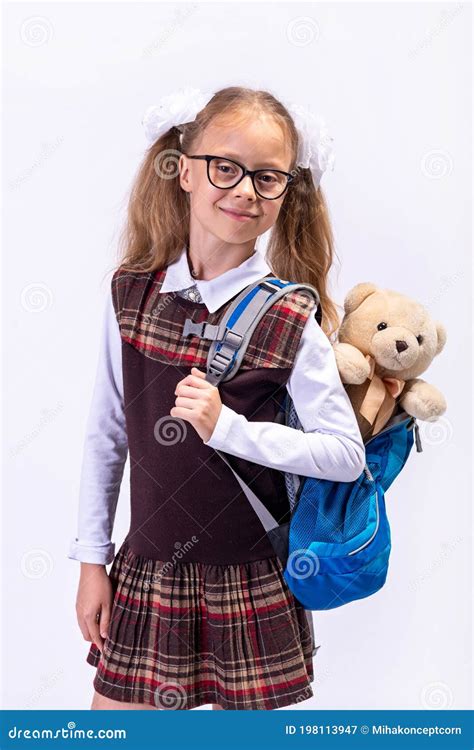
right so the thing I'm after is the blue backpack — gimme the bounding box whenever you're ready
[280,392,421,610]
[182,275,422,611]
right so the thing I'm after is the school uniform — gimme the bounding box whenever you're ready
[69,247,365,710]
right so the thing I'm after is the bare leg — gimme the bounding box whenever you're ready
[91,690,159,710]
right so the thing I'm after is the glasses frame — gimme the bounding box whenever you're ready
[183,153,295,200]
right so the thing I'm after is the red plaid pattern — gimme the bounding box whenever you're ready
[111,267,318,370]
[88,540,314,710]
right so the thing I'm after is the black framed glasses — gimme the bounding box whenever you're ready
[183,154,294,200]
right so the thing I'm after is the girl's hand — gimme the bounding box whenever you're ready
[76,563,113,655]
[171,366,222,443]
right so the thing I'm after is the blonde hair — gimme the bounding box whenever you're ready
[112,86,341,338]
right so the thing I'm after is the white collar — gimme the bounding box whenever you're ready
[159,246,273,313]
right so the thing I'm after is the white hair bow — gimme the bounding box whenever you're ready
[141,86,335,188]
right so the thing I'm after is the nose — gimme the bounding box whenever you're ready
[395,340,408,353]
[233,174,256,199]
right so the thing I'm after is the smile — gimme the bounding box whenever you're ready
[219,207,258,222]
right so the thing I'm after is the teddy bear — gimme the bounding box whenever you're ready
[333,282,447,443]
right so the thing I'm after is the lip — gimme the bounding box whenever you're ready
[219,207,259,222]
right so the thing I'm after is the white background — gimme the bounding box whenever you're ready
[2,0,471,711]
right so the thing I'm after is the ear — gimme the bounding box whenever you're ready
[344,282,378,315]
[178,154,192,194]
[435,322,447,355]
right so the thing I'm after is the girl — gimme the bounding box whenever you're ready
[69,86,366,711]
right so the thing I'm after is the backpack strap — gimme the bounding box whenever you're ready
[181,276,320,386]
[207,276,319,386]
[180,275,320,559]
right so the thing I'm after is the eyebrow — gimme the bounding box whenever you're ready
[218,152,287,170]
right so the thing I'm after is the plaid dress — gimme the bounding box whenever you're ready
[87,264,319,710]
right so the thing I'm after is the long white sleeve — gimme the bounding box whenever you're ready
[67,291,128,565]
[204,312,366,483]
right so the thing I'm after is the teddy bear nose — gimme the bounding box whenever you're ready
[395,340,408,353]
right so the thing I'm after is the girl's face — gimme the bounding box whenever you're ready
[178,115,293,246]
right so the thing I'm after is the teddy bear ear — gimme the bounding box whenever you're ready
[344,282,378,315]
[435,322,447,355]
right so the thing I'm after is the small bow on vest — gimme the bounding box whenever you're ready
[359,354,405,435]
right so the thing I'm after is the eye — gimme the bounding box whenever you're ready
[416,335,423,345]
[217,164,236,175]
[377,322,388,331]
[257,173,278,184]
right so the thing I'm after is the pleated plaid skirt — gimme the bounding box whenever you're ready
[87,539,318,710]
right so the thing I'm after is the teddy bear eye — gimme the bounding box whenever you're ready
[377,322,388,331]
[416,335,423,345]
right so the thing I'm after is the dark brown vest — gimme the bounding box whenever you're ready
[112,266,317,564]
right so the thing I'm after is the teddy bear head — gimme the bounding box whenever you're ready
[338,282,447,380]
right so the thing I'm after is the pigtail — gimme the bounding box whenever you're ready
[267,168,342,341]
[112,128,191,275]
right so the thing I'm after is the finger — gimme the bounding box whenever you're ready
[99,604,111,639]
[191,367,206,378]
[87,614,105,653]
[175,384,204,399]
[185,373,213,389]
[170,406,195,422]
[173,396,200,410]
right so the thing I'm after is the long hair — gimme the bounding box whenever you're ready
[112,86,341,338]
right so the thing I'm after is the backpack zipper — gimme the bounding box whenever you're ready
[364,413,408,447]
[348,485,380,556]
[364,413,421,450]
[348,417,421,556]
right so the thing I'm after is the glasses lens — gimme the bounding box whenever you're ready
[254,170,288,199]
[209,158,243,188]
[208,158,288,199]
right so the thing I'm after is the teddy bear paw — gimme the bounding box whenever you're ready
[400,385,447,422]
[334,343,372,384]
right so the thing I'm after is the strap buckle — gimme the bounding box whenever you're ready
[182,318,220,340]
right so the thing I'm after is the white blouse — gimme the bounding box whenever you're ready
[68,249,366,564]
